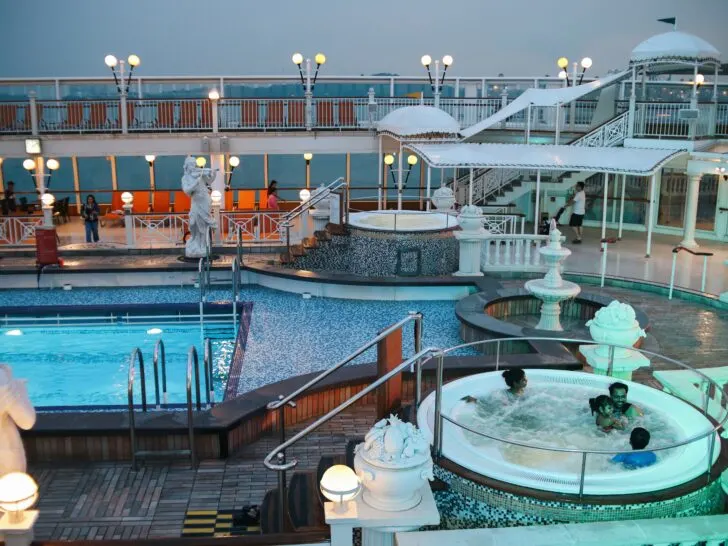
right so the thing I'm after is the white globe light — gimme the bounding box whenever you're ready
[384,154,395,166]
[303,152,313,161]
[314,53,326,65]
[208,89,220,101]
[22,159,36,171]
[299,189,311,202]
[5,329,23,336]
[46,158,60,170]
[145,154,156,163]
[320,465,360,511]
[229,156,240,168]
[121,191,134,204]
[41,193,55,206]
[421,54,432,67]
[557,57,569,69]
[210,190,222,204]
[442,55,453,66]
[292,52,304,65]
[104,54,118,68]
[407,154,418,166]
[196,157,207,168]
[696,74,705,85]
[0,472,39,523]
[558,70,568,80]
[581,57,593,69]
[127,54,141,67]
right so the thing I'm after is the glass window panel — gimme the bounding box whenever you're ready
[349,153,378,202]
[2,158,40,205]
[77,157,113,205]
[116,155,151,191]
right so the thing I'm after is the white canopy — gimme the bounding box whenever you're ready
[460,71,629,139]
[377,105,460,138]
[405,143,685,175]
[630,31,721,65]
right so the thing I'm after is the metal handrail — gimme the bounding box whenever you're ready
[128,348,146,470]
[185,347,197,468]
[284,176,346,224]
[204,337,214,407]
[669,246,714,299]
[431,335,727,498]
[263,346,437,472]
[267,312,423,411]
[232,256,240,333]
[152,339,168,408]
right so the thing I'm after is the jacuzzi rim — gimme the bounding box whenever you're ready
[347,210,460,233]
[417,369,721,496]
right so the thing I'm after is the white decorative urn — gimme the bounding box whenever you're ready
[456,204,484,233]
[586,300,646,359]
[431,185,455,211]
[354,415,434,511]
[309,183,331,213]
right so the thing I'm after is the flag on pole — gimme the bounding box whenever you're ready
[657,17,677,30]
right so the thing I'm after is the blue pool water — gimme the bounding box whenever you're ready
[0,286,475,405]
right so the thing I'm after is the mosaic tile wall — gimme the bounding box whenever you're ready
[291,227,459,277]
[433,466,725,527]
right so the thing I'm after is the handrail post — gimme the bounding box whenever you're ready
[600,240,608,288]
[433,350,445,460]
[411,311,423,410]
[578,452,588,499]
[190,347,202,411]
[186,357,196,468]
[669,251,678,300]
[701,255,708,293]
[276,452,287,532]
[153,339,166,409]
[128,348,146,471]
[205,338,214,406]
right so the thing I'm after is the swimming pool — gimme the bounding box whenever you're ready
[0,285,475,403]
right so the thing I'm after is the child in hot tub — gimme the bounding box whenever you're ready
[611,427,657,469]
[461,368,528,405]
[589,395,626,432]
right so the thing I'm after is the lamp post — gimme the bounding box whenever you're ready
[104,53,141,134]
[421,54,453,109]
[208,89,220,132]
[303,152,313,188]
[225,156,240,191]
[557,56,592,129]
[145,154,156,192]
[23,157,59,202]
[210,189,222,244]
[387,153,418,210]
[382,153,395,209]
[122,191,134,247]
[292,52,326,130]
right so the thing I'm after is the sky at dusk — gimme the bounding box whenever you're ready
[0,0,726,79]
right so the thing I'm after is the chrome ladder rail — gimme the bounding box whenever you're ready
[203,337,214,407]
[232,253,240,333]
[153,339,168,408]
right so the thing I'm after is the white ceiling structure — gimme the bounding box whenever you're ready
[630,31,721,67]
[459,71,629,139]
[377,105,461,139]
[405,143,686,175]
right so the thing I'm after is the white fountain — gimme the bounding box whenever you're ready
[524,220,581,331]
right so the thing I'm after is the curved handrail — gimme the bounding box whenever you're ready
[434,336,727,458]
[266,312,423,411]
[672,246,714,257]
[128,347,147,470]
[189,346,202,412]
[285,176,345,223]
[204,337,214,406]
[263,346,438,471]
[186,346,196,468]
[152,339,167,408]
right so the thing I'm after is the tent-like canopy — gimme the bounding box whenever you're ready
[630,31,721,66]
[460,71,629,139]
[405,143,685,175]
[377,105,461,139]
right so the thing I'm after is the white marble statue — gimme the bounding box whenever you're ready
[181,156,218,259]
[0,364,36,476]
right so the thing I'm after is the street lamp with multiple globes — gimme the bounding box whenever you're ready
[226,156,240,190]
[292,52,326,130]
[557,56,592,87]
[23,157,59,193]
[303,153,313,188]
[421,54,454,108]
[383,153,419,209]
[104,54,141,96]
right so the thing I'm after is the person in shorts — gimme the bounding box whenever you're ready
[565,181,586,244]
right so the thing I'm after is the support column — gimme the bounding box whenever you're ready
[533,169,541,235]
[397,142,403,210]
[645,172,657,257]
[34,157,46,195]
[554,103,561,144]
[601,171,609,240]
[346,153,351,211]
[680,173,702,249]
[618,173,626,240]
[627,66,637,138]
[377,137,383,210]
[210,153,225,194]
[425,166,431,211]
[72,156,82,214]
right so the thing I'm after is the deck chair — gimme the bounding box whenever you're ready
[0,104,18,131]
[241,101,259,128]
[152,190,171,213]
[201,100,213,129]
[179,101,198,129]
[266,101,284,127]
[101,192,124,227]
[316,101,334,127]
[132,191,151,213]
[156,102,175,129]
[287,101,305,127]
[237,190,257,210]
[173,191,191,213]
[338,100,356,127]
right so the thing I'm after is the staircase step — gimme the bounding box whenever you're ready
[325,223,348,236]
[279,252,294,265]
[302,236,320,249]
[314,230,331,242]
[290,244,306,257]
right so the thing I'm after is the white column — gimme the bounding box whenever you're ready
[468,168,473,206]
[618,173,626,239]
[645,172,657,257]
[397,142,403,210]
[533,169,541,235]
[601,171,609,240]
[42,200,54,227]
[35,157,46,195]
[525,102,531,143]
[680,173,702,249]
[627,66,637,138]
[210,154,225,194]
[426,166,432,211]
[554,103,561,144]
[611,172,618,224]
[377,137,383,210]
[72,155,82,214]
[29,91,38,136]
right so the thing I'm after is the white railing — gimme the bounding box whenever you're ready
[633,102,694,138]
[221,211,285,243]
[37,100,122,132]
[572,111,629,147]
[0,216,44,246]
[131,213,189,247]
[482,214,525,235]
[127,99,213,131]
[481,234,556,272]
[717,103,728,136]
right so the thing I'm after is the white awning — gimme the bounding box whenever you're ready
[377,105,461,138]
[405,143,686,175]
[630,31,721,65]
[460,71,629,139]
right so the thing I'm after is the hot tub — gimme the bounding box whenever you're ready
[348,211,458,232]
[417,369,720,496]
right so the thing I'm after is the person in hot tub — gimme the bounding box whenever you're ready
[611,427,657,469]
[609,382,644,420]
[462,368,527,404]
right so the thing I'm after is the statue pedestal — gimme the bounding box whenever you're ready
[579,345,650,381]
[325,486,439,546]
[453,231,486,276]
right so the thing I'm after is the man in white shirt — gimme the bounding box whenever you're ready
[565,182,586,244]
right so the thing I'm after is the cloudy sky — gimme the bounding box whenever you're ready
[1,0,726,78]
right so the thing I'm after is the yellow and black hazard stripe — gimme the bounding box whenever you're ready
[182,510,261,537]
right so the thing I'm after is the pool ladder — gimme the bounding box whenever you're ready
[127,338,215,470]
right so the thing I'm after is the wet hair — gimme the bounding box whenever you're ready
[502,368,525,388]
[589,395,614,415]
[630,427,650,450]
[609,382,629,397]
[576,182,585,190]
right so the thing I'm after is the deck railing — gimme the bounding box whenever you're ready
[0,216,44,246]
[480,233,557,272]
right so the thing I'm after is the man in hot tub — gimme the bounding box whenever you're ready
[609,382,643,420]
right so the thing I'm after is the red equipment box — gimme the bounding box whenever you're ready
[35,226,59,266]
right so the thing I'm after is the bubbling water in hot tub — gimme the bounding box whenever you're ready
[458,384,682,474]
